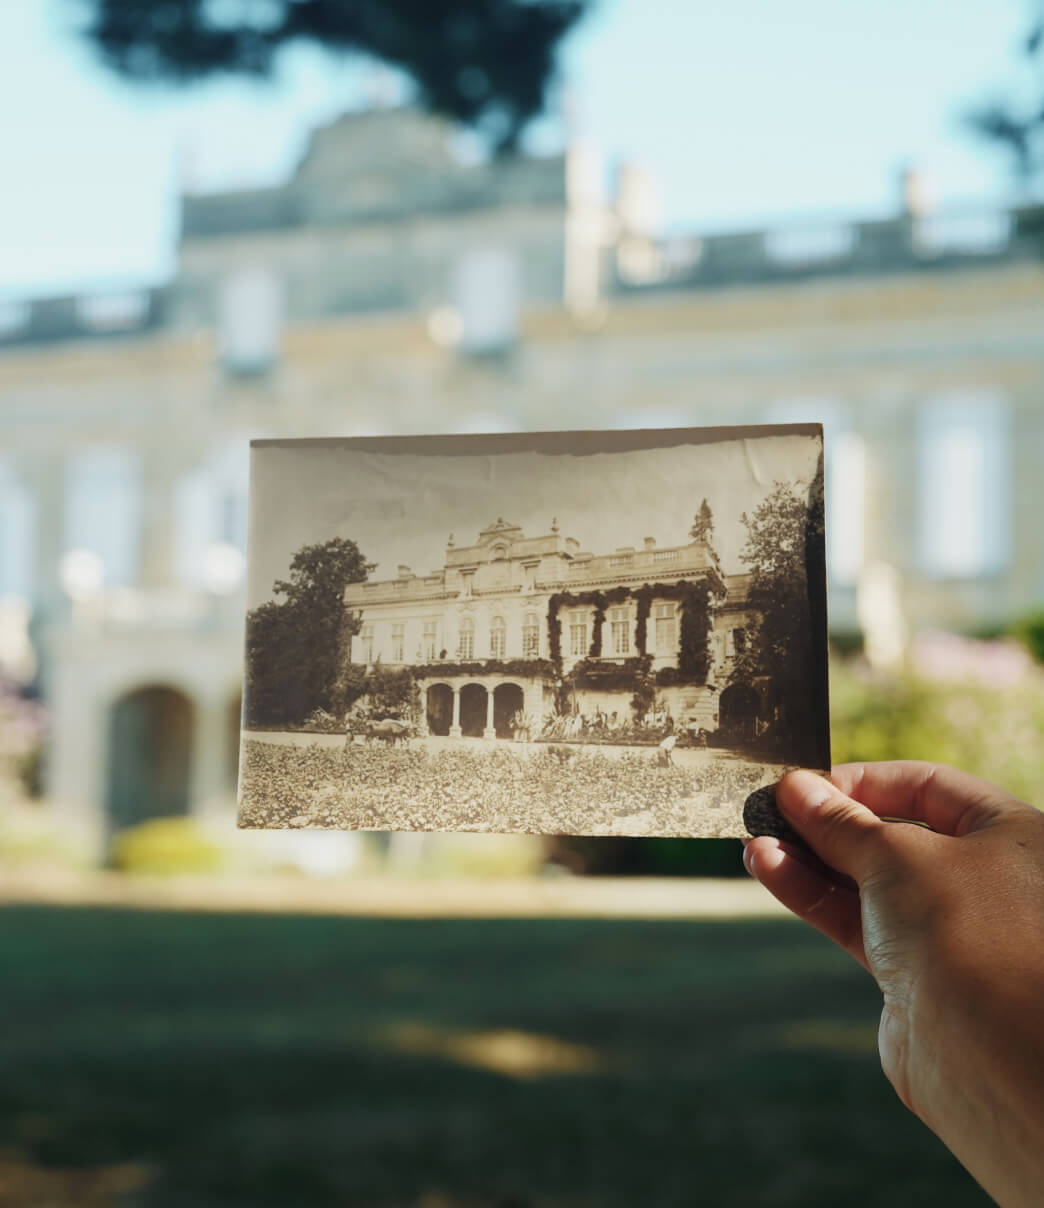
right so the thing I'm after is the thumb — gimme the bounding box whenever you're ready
[777,769,886,884]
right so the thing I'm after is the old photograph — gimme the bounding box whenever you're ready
[238,426,829,838]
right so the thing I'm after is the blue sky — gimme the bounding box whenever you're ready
[0,0,1034,297]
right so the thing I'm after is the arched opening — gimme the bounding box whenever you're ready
[226,691,242,791]
[493,682,524,738]
[426,683,453,736]
[459,683,487,737]
[718,683,760,744]
[107,685,195,834]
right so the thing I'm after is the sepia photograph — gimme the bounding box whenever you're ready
[238,426,829,838]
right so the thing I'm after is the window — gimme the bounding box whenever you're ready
[490,615,506,659]
[732,627,747,655]
[609,605,629,655]
[918,395,1011,578]
[523,612,540,657]
[65,446,141,587]
[523,563,538,592]
[422,619,438,660]
[460,571,474,598]
[391,623,405,663]
[360,624,374,664]
[654,602,676,653]
[458,616,475,660]
[569,610,588,658]
[0,461,33,600]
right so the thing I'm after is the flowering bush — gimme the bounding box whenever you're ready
[831,636,1044,806]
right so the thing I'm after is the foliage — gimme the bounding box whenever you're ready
[689,498,714,543]
[965,12,1044,180]
[76,0,589,152]
[347,663,420,723]
[730,462,829,767]
[830,656,1044,807]
[110,817,222,876]
[245,538,373,728]
[1010,610,1044,664]
[239,737,768,836]
[568,655,649,692]
[0,681,47,799]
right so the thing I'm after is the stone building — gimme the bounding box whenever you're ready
[345,516,759,742]
[0,104,1041,850]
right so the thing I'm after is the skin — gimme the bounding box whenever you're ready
[745,762,1044,1208]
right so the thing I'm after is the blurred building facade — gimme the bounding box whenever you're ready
[1,106,1042,850]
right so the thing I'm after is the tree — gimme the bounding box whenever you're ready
[728,456,829,767]
[245,537,373,727]
[966,10,1044,182]
[690,498,714,544]
[74,0,589,151]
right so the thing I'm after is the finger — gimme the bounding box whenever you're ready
[776,769,886,883]
[829,762,1019,837]
[745,837,867,971]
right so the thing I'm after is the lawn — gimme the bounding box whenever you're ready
[0,907,987,1207]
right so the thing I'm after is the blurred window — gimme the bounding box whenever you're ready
[828,431,866,586]
[219,269,283,375]
[452,248,519,356]
[360,624,374,663]
[917,395,1012,578]
[174,440,250,589]
[569,611,588,657]
[422,619,438,660]
[391,623,405,663]
[0,461,34,600]
[78,292,149,331]
[458,616,475,660]
[490,616,506,659]
[65,446,141,587]
[654,602,676,653]
[523,612,540,657]
[609,606,629,655]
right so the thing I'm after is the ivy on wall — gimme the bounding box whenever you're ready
[547,576,723,691]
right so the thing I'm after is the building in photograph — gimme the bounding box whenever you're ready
[0,104,1041,847]
[345,516,759,741]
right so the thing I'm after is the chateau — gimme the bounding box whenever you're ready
[0,104,1040,852]
[344,517,757,741]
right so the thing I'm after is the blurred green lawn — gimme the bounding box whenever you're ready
[0,907,988,1207]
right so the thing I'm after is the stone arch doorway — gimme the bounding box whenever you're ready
[107,685,195,834]
[459,683,488,738]
[718,683,760,743]
[493,682,524,738]
[426,683,453,736]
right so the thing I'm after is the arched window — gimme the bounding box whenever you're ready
[458,616,475,660]
[490,615,506,659]
[522,612,540,658]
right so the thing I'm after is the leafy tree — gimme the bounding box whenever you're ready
[966,10,1044,181]
[245,537,373,727]
[728,455,829,767]
[74,0,589,151]
[689,498,714,543]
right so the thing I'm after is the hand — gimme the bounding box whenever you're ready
[745,762,1044,1208]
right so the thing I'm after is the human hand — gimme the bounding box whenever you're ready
[745,762,1044,1208]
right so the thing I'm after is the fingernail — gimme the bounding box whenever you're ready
[743,844,756,876]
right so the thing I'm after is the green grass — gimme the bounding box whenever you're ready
[0,907,987,1207]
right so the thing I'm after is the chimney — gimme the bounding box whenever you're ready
[643,537,656,550]
[397,565,412,578]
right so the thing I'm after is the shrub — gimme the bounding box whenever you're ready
[111,817,222,876]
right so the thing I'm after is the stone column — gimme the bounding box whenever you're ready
[449,685,462,737]
[483,686,496,740]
